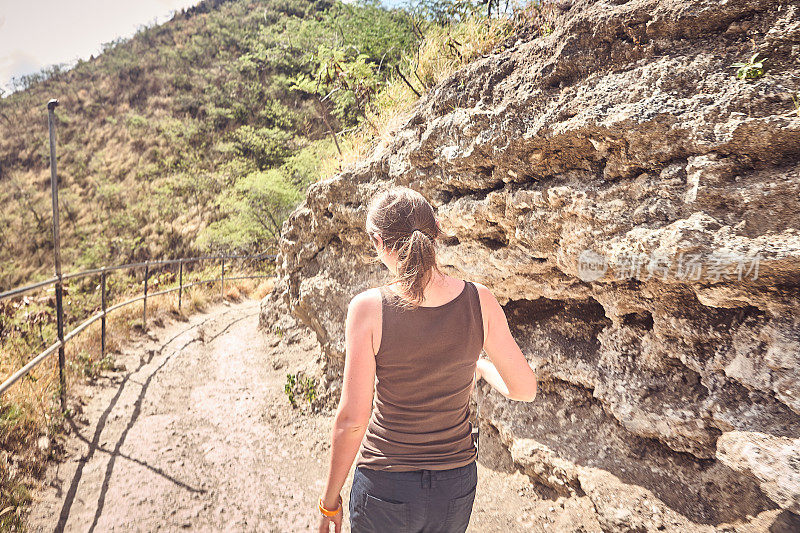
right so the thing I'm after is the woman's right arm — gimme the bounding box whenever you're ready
[475,283,537,402]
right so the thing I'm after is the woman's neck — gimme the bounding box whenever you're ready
[387,271,454,303]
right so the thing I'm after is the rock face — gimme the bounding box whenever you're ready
[262,0,800,529]
[717,431,800,515]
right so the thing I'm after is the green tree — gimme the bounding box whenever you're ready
[199,169,302,251]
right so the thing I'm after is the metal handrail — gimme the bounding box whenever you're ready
[0,251,277,397]
[0,277,61,300]
[0,250,276,301]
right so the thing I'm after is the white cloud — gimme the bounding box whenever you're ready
[0,50,41,94]
[0,0,200,96]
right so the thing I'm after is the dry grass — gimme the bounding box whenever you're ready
[251,278,276,300]
[185,286,210,314]
[320,15,517,177]
[223,285,243,302]
[0,273,275,530]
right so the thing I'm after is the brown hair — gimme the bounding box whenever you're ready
[366,186,445,310]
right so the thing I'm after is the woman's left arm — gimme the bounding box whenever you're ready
[319,292,377,528]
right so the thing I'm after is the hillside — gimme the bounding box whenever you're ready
[263,0,800,530]
[0,0,416,289]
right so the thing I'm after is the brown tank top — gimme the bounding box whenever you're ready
[356,279,483,471]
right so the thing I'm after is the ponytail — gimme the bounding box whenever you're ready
[365,187,445,310]
[393,228,441,309]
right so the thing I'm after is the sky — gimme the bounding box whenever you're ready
[0,0,201,95]
[0,0,414,96]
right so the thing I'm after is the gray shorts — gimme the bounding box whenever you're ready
[349,461,478,533]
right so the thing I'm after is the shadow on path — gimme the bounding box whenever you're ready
[53,310,234,533]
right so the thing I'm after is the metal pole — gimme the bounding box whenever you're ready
[143,262,149,330]
[47,99,67,414]
[100,268,107,357]
[221,257,225,299]
[178,259,183,311]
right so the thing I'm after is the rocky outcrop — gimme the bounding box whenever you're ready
[262,0,800,529]
[717,431,800,515]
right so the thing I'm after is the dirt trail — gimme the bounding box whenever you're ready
[27,299,551,532]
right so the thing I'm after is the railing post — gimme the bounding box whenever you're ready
[221,257,225,299]
[100,268,107,358]
[178,259,183,312]
[143,261,149,331]
[47,99,67,414]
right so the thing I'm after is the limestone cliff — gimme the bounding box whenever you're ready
[261,0,800,530]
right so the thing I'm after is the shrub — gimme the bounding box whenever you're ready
[228,126,292,170]
[284,372,317,407]
[732,52,767,80]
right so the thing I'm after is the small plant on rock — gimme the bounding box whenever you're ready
[283,373,317,408]
[284,373,297,407]
[731,53,767,80]
[300,376,316,405]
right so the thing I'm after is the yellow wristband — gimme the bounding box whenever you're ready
[319,495,342,517]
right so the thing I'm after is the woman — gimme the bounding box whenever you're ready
[317,186,538,533]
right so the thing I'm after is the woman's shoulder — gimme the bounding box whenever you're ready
[469,280,491,298]
[348,287,383,314]
[466,281,499,313]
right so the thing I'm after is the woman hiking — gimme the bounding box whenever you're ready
[317,186,538,533]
